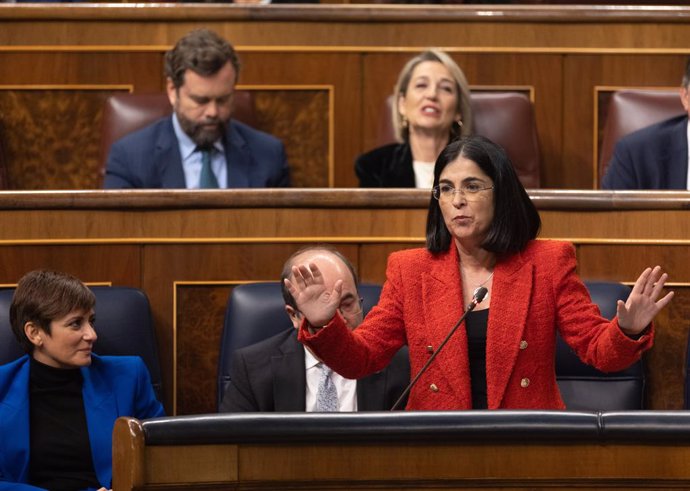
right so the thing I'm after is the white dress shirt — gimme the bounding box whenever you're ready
[172,114,227,189]
[304,348,357,412]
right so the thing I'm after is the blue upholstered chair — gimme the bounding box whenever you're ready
[0,286,163,398]
[557,281,645,410]
[217,282,382,409]
[217,280,644,411]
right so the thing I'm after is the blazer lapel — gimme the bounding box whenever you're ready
[225,121,252,188]
[421,246,471,407]
[82,359,117,487]
[386,144,416,187]
[664,117,689,189]
[156,119,186,188]
[272,333,307,411]
[485,251,533,408]
[0,359,31,482]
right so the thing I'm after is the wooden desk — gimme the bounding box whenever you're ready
[112,411,690,490]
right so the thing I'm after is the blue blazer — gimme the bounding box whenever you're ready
[602,115,688,190]
[104,117,290,189]
[0,354,164,490]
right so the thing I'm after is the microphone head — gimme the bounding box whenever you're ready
[473,286,489,304]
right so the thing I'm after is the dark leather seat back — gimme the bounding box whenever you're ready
[376,91,541,188]
[556,281,644,410]
[217,282,382,408]
[0,286,163,398]
[598,89,684,187]
[99,91,256,184]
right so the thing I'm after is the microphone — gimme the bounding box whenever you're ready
[390,286,488,411]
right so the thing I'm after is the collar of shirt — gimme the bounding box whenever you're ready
[303,346,358,412]
[172,113,227,188]
[304,346,321,371]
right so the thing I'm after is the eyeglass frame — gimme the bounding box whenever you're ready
[432,183,494,201]
[293,296,364,319]
[337,296,364,317]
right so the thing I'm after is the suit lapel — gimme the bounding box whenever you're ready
[664,117,689,189]
[156,119,186,188]
[485,251,533,408]
[225,121,252,188]
[272,332,307,411]
[82,358,117,487]
[356,371,387,411]
[422,246,471,407]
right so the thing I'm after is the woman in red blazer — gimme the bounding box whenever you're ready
[289,136,673,410]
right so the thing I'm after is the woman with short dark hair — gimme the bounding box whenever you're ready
[0,270,164,490]
[289,136,673,411]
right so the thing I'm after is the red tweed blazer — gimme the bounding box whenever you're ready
[299,240,654,410]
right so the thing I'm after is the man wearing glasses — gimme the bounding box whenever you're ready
[220,245,409,412]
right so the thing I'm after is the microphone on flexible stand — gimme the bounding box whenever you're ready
[390,286,489,411]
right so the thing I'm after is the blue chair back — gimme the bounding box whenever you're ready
[556,281,645,410]
[0,286,163,399]
[216,279,643,411]
[217,282,382,409]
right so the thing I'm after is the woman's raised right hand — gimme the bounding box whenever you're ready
[284,263,343,328]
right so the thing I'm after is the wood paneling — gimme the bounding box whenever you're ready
[563,54,689,189]
[252,89,330,187]
[176,285,232,415]
[0,89,120,189]
[3,7,690,189]
[0,244,140,286]
[0,190,688,412]
[0,5,690,189]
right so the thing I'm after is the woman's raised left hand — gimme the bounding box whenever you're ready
[617,266,674,335]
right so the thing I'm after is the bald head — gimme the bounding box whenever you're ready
[281,246,362,329]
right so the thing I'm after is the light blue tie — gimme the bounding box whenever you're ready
[315,364,338,412]
[199,149,219,189]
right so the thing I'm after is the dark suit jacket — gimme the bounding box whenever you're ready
[355,143,416,188]
[602,115,688,190]
[220,328,410,412]
[104,117,290,189]
[0,354,164,490]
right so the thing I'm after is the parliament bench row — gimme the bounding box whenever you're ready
[113,410,690,490]
[0,280,680,413]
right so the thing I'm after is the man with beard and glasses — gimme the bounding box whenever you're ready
[104,29,290,189]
